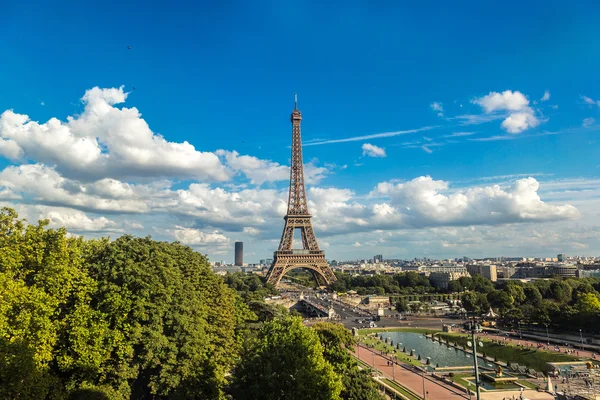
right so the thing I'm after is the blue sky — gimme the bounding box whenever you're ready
[1,1,600,262]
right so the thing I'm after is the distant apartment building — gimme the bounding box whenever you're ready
[373,254,383,263]
[551,263,578,278]
[466,264,497,282]
[425,266,471,290]
[557,254,567,262]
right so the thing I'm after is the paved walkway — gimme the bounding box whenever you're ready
[355,345,468,399]
[354,344,555,400]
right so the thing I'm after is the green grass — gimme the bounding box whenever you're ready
[518,380,540,390]
[381,378,422,400]
[358,336,422,366]
[449,373,476,391]
[358,327,438,336]
[436,333,578,373]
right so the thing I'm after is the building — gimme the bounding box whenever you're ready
[551,263,577,278]
[558,254,567,262]
[373,254,383,263]
[428,266,471,290]
[466,264,498,282]
[234,242,243,266]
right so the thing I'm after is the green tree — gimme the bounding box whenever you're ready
[487,290,514,314]
[312,323,384,400]
[85,236,241,399]
[396,297,410,313]
[447,280,464,293]
[461,292,489,314]
[550,280,573,303]
[230,317,342,400]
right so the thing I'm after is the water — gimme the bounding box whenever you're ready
[464,377,522,391]
[380,332,493,370]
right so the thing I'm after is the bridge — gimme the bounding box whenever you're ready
[297,298,336,319]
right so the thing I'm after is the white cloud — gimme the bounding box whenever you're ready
[243,227,260,235]
[303,126,438,146]
[371,176,579,227]
[0,86,231,182]
[583,118,596,128]
[170,226,230,246]
[352,242,361,247]
[44,208,120,233]
[443,131,477,138]
[541,90,550,102]
[430,102,444,117]
[40,102,45,106]
[421,145,433,154]
[473,90,540,134]
[361,143,386,158]
[501,112,540,134]
[582,95,600,108]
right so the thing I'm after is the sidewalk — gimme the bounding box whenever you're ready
[355,345,468,399]
[354,344,554,400]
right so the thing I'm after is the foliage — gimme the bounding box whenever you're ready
[223,272,278,304]
[395,297,410,312]
[0,208,245,399]
[230,317,342,400]
[312,323,384,400]
[332,271,432,295]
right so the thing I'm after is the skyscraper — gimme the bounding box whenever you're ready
[235,242,243,266]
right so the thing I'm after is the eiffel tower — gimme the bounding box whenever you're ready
[266,95,337,287]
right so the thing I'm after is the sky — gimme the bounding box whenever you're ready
[1,1,600,262]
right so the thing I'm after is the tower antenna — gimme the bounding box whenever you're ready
[294,93,298,110]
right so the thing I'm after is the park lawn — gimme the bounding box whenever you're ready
[359,336,422,367]
[518,380,540,390]
[436,333,578,373]
[358,327,438,336]
[448,373,476,391]
[381,378,422,400]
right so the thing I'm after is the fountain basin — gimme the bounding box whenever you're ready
[481,372,518,384]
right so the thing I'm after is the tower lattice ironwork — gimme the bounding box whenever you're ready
[266,96,336,287]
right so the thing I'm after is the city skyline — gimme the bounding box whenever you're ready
[1,2,600,262]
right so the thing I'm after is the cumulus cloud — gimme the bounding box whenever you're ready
[371,176,579,227]
[170,226,230,246]
[0,86,231,182]
[44,208,121,233]
[473,90,540,134]
[361,143,386,158]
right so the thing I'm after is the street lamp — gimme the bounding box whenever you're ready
[579,329,584,351]
[468,319,482,400]
[545,324,550,346]
[518,321,522,339]
[421,365,426,400]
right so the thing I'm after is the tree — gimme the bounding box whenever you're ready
[461,292,488,315]
[550,280,573,303]
[230,317,342,400]
[487,290,514,313]
[447,280,464,293]
[396,297,410,313]
[575,293,600,314]
[523,286,543,307]
[85,236,242,399]
[312,323,384,400]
